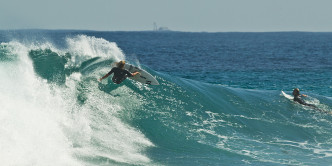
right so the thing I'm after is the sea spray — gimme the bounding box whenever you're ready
[0,41,80,165]
[0,36,154,165]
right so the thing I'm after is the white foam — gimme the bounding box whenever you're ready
[0,36,154,165]
[63,73,154,164]
[66,35,125,66]
[0,42,80,166]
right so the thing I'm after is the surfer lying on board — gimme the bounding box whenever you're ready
[292,88,329,113]
[292,88,314,107]
[99,60,140,84]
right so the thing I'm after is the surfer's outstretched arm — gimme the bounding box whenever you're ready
[99,70,114,81]
[99,73,110,81]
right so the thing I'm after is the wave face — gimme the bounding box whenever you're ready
[1,31,332,165]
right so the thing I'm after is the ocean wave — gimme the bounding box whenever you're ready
[1,34,332,165]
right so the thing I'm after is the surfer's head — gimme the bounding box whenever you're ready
[117,60,125,69]
[293,88,300,96]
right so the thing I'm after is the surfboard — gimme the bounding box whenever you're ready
[111,62,159,85]
[281,91,293,100]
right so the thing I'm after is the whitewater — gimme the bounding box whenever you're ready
[0,31,332,165]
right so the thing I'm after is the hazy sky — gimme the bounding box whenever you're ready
[1,0,332,32]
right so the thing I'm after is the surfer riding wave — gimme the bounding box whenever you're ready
[99,60,140,84]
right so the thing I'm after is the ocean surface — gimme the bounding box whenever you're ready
[1,30,332,165]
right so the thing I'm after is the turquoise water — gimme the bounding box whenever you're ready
[0,30,332,165]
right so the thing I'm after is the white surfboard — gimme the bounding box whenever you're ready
[281,91,293,100]
[112,62,159,85]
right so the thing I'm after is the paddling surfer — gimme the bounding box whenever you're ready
[292,88,313,106]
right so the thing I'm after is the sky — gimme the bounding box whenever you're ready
[1,0,332,32]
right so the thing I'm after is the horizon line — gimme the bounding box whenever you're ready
[1,28,332,33]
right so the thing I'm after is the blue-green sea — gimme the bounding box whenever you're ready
[0,30,332,165]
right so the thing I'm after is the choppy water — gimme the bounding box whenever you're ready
[0,30,332,165]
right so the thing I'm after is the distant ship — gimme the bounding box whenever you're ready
[157,27,170,31]
[153,22,171,31]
